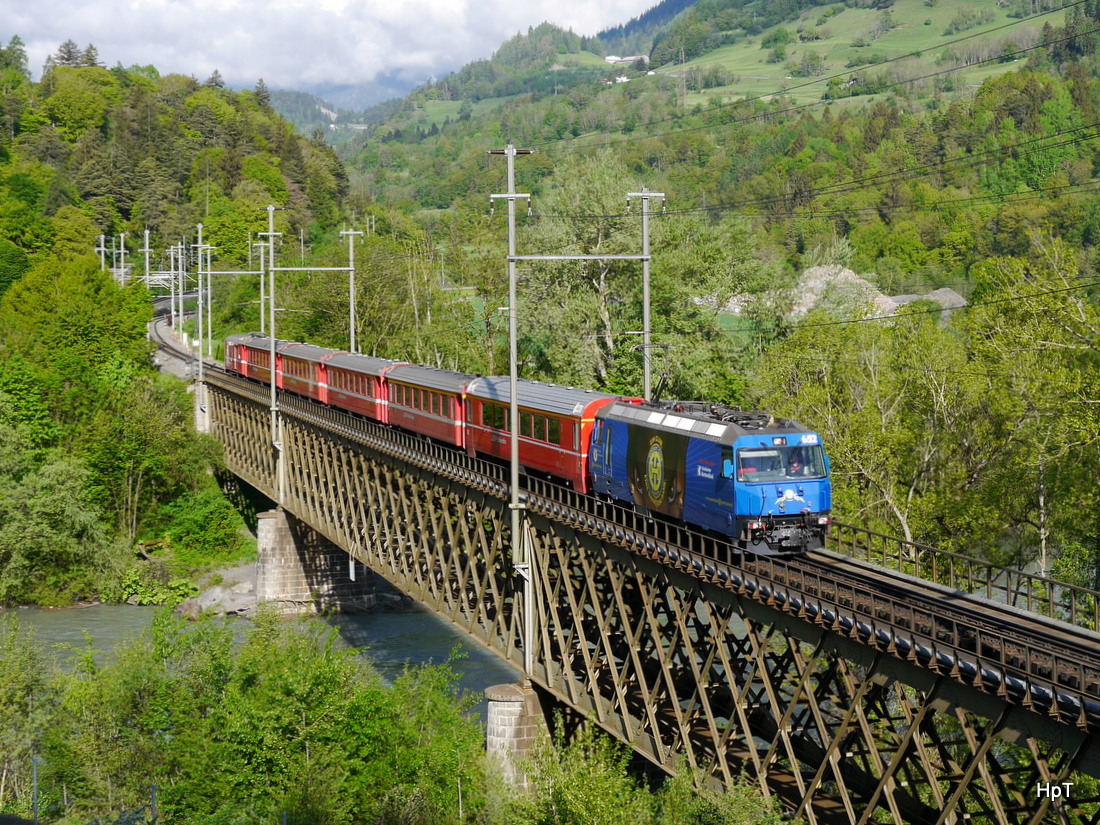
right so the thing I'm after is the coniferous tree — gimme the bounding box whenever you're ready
[80,44,102,67]
[54,39,81,66]
[0,36,28,78]
[254,77,271,107]
[204,69,224,88]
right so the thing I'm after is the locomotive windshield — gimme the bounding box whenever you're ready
[736,444,826,482]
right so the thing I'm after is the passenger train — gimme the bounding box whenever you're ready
[225,332,831,553]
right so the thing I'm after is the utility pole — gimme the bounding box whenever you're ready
[489,143,534,678]
[205,245,213,359]
[141,230,151,287]
[627,188,665,400]
[341,227,364,353]
[259,206,285,504]
[194,224,205,384]
[118,232,127,286]
[254,241,267,334]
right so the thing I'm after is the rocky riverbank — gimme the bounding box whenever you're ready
[179,561,257,619]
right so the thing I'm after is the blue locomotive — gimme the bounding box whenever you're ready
[590,401,831,554]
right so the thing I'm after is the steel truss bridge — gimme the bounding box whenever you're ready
[201,365,1100,825]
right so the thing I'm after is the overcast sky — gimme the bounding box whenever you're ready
[11,0,656,103]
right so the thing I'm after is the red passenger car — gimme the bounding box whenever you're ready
[385,365,475,447]
[323,352,406,423]
[224,332,287,384]
[279,342,337,403]
[464,377,637,492]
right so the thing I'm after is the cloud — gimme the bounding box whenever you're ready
[15,0,655,96]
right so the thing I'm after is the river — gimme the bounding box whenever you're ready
[3,583,521,721]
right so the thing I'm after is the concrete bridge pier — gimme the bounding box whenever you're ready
[485,681,548,788]
[256,509,375,614]
[194,382,209,434]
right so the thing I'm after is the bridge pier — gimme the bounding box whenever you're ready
[256,509,375,614]
[194,382,209,434]
[485,681,547,788]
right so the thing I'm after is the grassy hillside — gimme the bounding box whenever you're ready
[670,0,1046,106]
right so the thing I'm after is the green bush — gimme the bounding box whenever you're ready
[164,486,250,567]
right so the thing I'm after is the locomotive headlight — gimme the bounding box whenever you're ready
[817,516,830,525]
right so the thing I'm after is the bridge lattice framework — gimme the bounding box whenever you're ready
[205,371,1100,825]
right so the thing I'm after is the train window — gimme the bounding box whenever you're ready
[487,403,509,431]
[520,412,531,438]
[534,414,547,441]
[574,423,579,451]
[466,402,474,423]
[737,448,784,481]
[548,417,560,444]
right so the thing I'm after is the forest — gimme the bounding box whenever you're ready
[1,0,1100,815]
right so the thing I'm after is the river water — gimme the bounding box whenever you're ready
[3,587,521,721]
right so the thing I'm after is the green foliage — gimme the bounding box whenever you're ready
[163,485,249,567]
[0,237,29,295]
[0,436,114,605]
[41,66,121,139]
[105,566,198,605]
[481,721,787,825]
[240,155,290,205]
[0,614,50,814]
[83,358,207,541]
